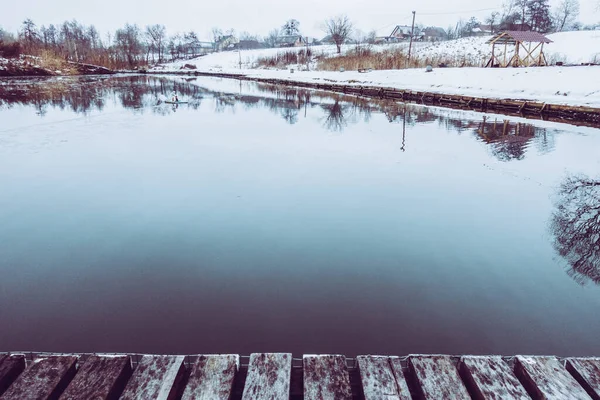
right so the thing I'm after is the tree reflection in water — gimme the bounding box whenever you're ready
[321,100,347,132]
[551,174,600,285]
[0,75,562,163]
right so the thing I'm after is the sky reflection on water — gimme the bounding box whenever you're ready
[0,75,599,356]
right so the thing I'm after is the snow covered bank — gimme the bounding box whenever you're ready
[153,66,600,108]
[152,30,600,73]
[410,30,600,66]
[148,30,600,108]
[0,55,53,76]
[0,55,114,76]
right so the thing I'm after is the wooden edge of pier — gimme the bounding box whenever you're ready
[1,352,599,399]
[149,70,600,129]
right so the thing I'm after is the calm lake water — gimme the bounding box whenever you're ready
[1,75,599,357]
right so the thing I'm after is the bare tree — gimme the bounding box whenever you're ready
[145,24,166,63]
[553,0,580,31]
[87,25,99,50]
[515,0,529,27]
[486,11,501,33]
[324,15,353,54]
[461,16,480,37]
[183,31,200,57]
[115,23,143,68]
[239,31,258,41]
[527,0,553,32]
[265,29,279,48]
[211,27,223,51]
[282,19,300,36]
[20,19,39,52]
[366,30,377,44]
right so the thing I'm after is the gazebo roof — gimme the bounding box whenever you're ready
[487,31,553,45]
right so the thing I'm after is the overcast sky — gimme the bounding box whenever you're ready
[1,0,598,41]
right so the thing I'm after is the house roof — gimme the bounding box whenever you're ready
[391,25,414,36]
[277,35,302,44]
[423,27,446,35]
[217,35,236,43]
[487,31,553,44]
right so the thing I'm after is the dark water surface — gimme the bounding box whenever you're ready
[1,75,599,357]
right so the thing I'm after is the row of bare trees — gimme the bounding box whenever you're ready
[1,19,206,69]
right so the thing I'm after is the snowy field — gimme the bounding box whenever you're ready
[150,30,600,108]
[152,30,600,71]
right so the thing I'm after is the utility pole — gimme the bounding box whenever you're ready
[306,36,310,71]
[407,11,416,68]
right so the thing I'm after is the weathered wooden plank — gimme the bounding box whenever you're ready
[120,355,186,400]
[515,355,591,399]
[565,358,600,400]
[60,355,132,400]
[0,355,26,396]
[356,356,411,400]
[388,357,414,400]
[303,355,352,400]
[409,355,470,400]
[0,356,78,400]
[460,356,529,400]
[181,354,239,400]
[241,353,291,400]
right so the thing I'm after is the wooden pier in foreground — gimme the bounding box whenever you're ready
[0,352,599,399]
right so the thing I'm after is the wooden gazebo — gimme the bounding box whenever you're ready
[485,31,552,68]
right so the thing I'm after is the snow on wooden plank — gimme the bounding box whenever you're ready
[303,354,352,400]
[515,356,591,399]
[181,354,239,400]
[59,355,132,400]
[460,356,529,400]
[241,353,291,400]
[0,355,26,396]
[388,357,414,400]
[565,358,600,400]
[356,356,411,400]
[120,355,186,400]
[409,355,470,400]
[0,356,78,400]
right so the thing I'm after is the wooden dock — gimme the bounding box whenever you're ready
[1,353,599,399]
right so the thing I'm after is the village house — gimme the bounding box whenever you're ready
[215,35,239,51]
[389,25,415,41]
[234,40,263,50]
[185,41,214,56]
[276,35,304,47]
[375,25,429,43]
[473,24,494,36]
[422,27,447,41]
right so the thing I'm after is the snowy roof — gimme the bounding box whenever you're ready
[423,27,446,35]
[277,35,302,44]
[391,25,414,36]
[488,31,553,44]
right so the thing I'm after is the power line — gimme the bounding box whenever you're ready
[418,7,501,16]
[376,6,500,33]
